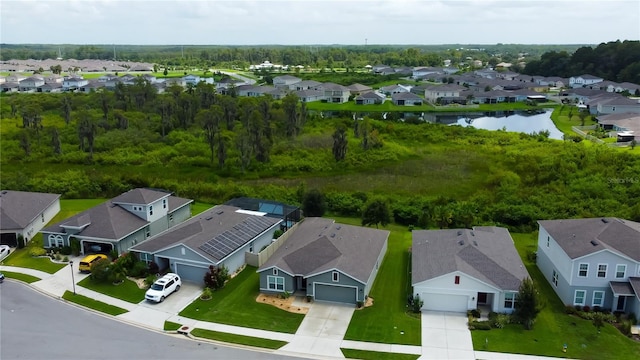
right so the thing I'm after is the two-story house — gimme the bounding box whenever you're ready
[40,188,192,255]
[18,75,45,92]
[569,74,604,88]
[537,218,640,315]
[62,76,89,91]
[272,75,301,90]
[424,84,466,104]
[315,82,350,103]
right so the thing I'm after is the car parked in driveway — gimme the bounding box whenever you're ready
[78,254,108,273]
[0,245,11,261]
[145,273,181,303]
[0,272,5,283]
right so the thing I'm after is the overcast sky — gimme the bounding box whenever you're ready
[1,0,638,45]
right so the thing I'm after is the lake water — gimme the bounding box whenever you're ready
[428,109,563,140]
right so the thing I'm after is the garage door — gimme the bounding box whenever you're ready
[314,284,357,304]
[422,293,468,312]
[1,233,17,247]
[175,263,208,284]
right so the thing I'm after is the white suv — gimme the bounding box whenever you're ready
[145,273,181,303]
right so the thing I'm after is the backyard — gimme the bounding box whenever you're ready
[470,233,640,360]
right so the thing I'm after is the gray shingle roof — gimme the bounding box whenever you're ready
[0,190,60,230]
[629,277,640,300]
[391,92,422,101]
[130,205,280,263]
[412,227,529,291]
[112,188,170,205]
[610,281,635,296]
[538,218,640,261]
[259,217,389,283]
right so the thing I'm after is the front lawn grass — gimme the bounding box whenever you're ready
[164,321,182,331]
[1,271,41,283]
[179,266,304,333]
[190,328,287,349]
[340,217,421,345]
[470,233,640,360]
[341,348,420,360]
[78,276,146,304]
[62,291,128,316]
[2,247,66,274]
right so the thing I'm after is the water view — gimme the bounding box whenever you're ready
[430,110,563,140]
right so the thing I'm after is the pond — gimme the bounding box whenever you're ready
[427,109,563,140]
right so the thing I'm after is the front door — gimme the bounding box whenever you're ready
[302,278,307,290]
[478,293,488,304]
[616,296,626,312]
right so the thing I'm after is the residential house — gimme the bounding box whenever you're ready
[412,67,442,80]
[78,81,104,93]
[372,64,392,74]
[294,89,324,103]
[355,91,385,105]
[0,83,19,93]
[294,80,322,91]
[130,204,281,283]
[62,76,89,91]
[18,75,45,92]
[0,190,61,246]
[596,113,640,141]
[379,84,411,95]
[40,188,192,255]
[537,218,640,314]
[424,84,466,104]
[38,82,64,93]
[346,83,372,96]
[569,74,604,88]
[391,92,423,106]
[412,227,529,313]
[258,217,388,304]
[44,74,64,84]
[473,90,516,104]
[273,75,302,89]
[183,74,201,85]
[5,74,26,83]
[316,83,350,103]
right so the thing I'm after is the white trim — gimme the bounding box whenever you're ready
[312,281,359,302]
[552,269,559,287]
[615,264,626,279]
[572,248,638,264]
[592,291,605,307]
[267,275,285,291]
[257,265,295,277]
[306,268,366,286]
[154,243,216,264]
[332,271,339,282]
[578,263,589,278]
[412,270,502,292]
[597,263,608,278]
[573,289,586,306]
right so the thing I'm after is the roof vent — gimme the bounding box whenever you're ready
[473,241,478,246]
[336,226,341,230]
[457,230,463,236]
[205,216,213,221]
[1,190,7,195]
[601,218,609,223]
[470,231,475,236]
[458,240,464,246]
[590,240,599,246]
[216,210,224,215]
[331,233,336,238]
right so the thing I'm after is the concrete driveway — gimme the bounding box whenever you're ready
[419,311,475,360]
[277,301,355,358]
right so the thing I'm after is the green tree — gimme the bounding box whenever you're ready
[203,265,229,290]
[61,95,73,125]
[51,127,62,155]
[592,312,606,333]
[197,108,219,163]
[77,110,98,160]
[19,131,31,156]
[362,198,391,228]
[332,126,348,161]
[282,93,302,138]
[302,189,327,217]
[514,277,541,330]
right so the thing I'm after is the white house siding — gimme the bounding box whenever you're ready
[168,205,191,228]
[364,239,388,297]
[537,228,573,280]
[536,243,574,306]
[597,104,640,115]
[413,272,501,313]
[20,199,60,243]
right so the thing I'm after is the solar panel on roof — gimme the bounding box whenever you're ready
[198,216,277,261]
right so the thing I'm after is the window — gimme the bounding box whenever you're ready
[615,264,626,279]
[597,264,607,278]
[578,263,589,277]
[592,291,605,307]
[149,205,153,216]
[332,271,339,282]
[552,270,558,286]
[455,275,460,284]
[546,236,550,248]
[574,290,586,306]
[267,276,284,291]
[41,213,45,223]
[504,292,517,309]
[249,243,254,253]
[163,199,167,209]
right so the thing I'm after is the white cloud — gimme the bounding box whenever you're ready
[1,0,638,44]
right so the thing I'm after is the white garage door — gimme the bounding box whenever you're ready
[422,293,468,312]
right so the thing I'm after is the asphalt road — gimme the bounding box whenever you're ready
[0,280,307,360]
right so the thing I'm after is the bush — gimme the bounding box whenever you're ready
[468,309,481,318]
[144,274,157,288]
[280,291,291,299]
[59,246,72,255]
[407,294,424,313]
[273,229,284,239]
[583,305,591,313]
[628,312,637,325]
[488,312,498,320]
[526,250,537,262]
[148,261,159,275]
[565,305,579,315]
[17,235,25,249]
[63,256,69,262]
[469,321,492,330]
[200,287,213,300]
[54,254,62,261]
[128,261,148,278]
[90,258,112,283]
[203,265,229,290]
[29,247,47,257]
[109,249,119,260]
[70,238,81,256]
[491,314,511,329]
[356,301,364,308]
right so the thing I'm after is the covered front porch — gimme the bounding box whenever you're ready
[610,280,639,313]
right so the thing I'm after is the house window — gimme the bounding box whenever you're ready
[163,199,167,209]
[249,243,254,253]
[546,236,550,248]
[454,275,460,285]
[552,270,558,286]
[267,276,284,291]
[578,263,589,277]
[332,271,339,282]
[615,264,626,279]
[149,205,153,216]
[592,291,605,307]
[504,292,517,309]
[41,213,45,223]
[272,268,278,276]
[574,290,586,306]
[597,264,607,278]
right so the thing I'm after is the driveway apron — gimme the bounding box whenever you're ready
[419,310,475,360]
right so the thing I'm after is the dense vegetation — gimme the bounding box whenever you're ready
[2,87,639,232]
[523,40,640,83]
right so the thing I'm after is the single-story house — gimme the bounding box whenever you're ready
[130,204,281,283]
[41,188,192,255]
[355,91,385,105]
[537,218,640,314]
[596,113,640,141]
[273,75,302,89]
[346,83,372,96]
[570,74,604,88]
[391,92,423,106]
[0,190,61,246]
[258,217,388,304]
[379,84,411,95]
[412,227,530,313]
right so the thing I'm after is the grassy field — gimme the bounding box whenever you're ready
[62,290,128,316]
[2,248,66,274]
[1,271,41,283]
[551,105,598,135]
[470,233,640,360]
[338,217,421,346]
[77,277,146,304]
[179,266,304,333]
[341,348,420,360]
[190,328,287,349]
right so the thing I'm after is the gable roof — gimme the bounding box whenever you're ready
[112,188,171,205]
[0,190,60,230]
[538,218,640,261]
[347,83,372,92]
[130,205,280,263]
[412,227,529,291]
[259,217,388,283]
[391,92,422,101]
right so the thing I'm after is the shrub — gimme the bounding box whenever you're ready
[148,261,159,275]
[109,249,119,260]
[17,235,25,249]
[144,274,157,288]
[469,321,492,330]
[488,311,498,321]
[492,314,511,329]
[70,238,81,256]
[54,254,62,261]
[29,247,47,257]
[200,287,213,300]
[273,229,284,239]
[526,250,537,262]
[565,305,578,315]
[468,309,481,318]
[203,265,229,290]
[280,291,291,299]
[63,256,69,262]
[108,261,127,284]
[90,258,112,283]
[59,246,72,255]
[628,312,637,325]
[129,261,148,278]
[408,294,424,313]
[583,305,591,313]
[356,301,364,308]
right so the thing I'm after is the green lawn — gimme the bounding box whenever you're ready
[551,106,597,135]
[2,247,66,274]
[339,217,421,346]
[179,266,304,333]
[164,321,182,331]
[191,201,215,215]
[62,291,128,316]
[471,233,640,360]
[1,271,41,283]
[341,348,420,360]
[78,277,146,304]
[190,328,287,349]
